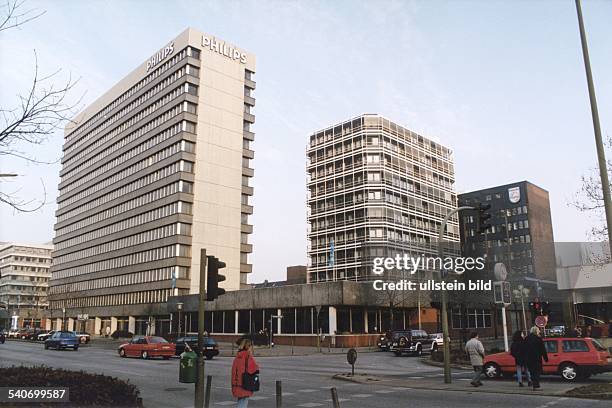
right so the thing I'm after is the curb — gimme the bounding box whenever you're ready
[420,357,472,370]
[332,373,381,383]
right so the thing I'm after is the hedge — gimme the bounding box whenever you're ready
[0,365,141,406]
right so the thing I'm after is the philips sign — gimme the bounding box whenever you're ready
[146,42,174,72]
[202,36,247,64]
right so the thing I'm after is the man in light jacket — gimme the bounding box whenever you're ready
[465,332,485,387]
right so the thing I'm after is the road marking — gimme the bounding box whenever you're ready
[297,403,323,407]
[325,398,350,402]
[407,376,424,379]
[374,389,396,393]
[352,394,373,398]
[535,398,568,408]
[249,396,268,400]
[215,402,235,406]
[282,392,295,396]
[298,389,318,393]
[391,387,413,390]
[457,378,471,381]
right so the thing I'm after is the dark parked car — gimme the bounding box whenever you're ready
[387,330,411,352]
[44,331,79,351]
[393,329,437,356]
[175,336,220,359]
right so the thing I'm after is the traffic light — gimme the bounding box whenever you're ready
[206,255,226,301]
[529,300,542,316]
[476,203,492,234]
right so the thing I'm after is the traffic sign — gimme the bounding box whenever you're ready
[493,281,512,306]
[535,315,548,328]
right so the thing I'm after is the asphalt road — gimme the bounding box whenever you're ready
[0,340,609,408]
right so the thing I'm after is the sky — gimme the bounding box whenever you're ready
[0,0,611,283]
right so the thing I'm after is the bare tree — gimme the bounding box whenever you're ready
[571,135,612,240]
[0,0,80,212]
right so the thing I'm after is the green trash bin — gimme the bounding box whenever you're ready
[179,351,198,383]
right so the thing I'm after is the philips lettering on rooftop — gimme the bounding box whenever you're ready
[202,36,247,64]
[146,42,174,72]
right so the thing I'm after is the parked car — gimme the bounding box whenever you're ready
[377,333,392,351]
[175,336,219,359]
[0,331,5,344]
[430,332,444,348]
[387,330,411,352]
[118,336,175,359]
[38,330,55,341]
[25,329,46,340]
[8,329,20,338]
[483,337,611,382]
[75,332,91,344]
[545,326,566,337]
[44,331,79,351]
[393,329,437,356]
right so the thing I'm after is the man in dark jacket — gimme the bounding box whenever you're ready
[510,330,531,387]
[524,326,548,390]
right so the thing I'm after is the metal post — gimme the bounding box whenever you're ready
[520,295,527,331]
[501,305,509,351]
[204,375,212,408]
[276,380,282,408]
[575,0,612,250]
[439,206,474,384]
[330,387,340,408]
[195,249,207,408]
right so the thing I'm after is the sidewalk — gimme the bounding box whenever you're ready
[333,371,598,399]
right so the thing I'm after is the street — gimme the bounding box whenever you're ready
[1,341,610,408]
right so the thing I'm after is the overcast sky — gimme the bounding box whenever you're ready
[1,0,611,282]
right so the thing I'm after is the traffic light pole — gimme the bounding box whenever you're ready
[438,206,474,384]
[195,249,207,408]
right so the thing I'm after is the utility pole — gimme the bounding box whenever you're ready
[575,0,612,250]
[194,249,207,408]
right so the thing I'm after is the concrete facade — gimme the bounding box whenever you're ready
[48,28,256,335]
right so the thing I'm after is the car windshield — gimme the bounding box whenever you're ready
[591,338,606,351]
[149,337,168,344]
[60,333,75,338]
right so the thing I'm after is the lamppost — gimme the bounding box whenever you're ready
[62,307,66,330]
[177,302,183,338]
[512,285,530,331]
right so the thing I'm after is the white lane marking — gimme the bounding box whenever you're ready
[407,376,425,379]
[375,389,396,393]
[214,402,235,406]
[298,389,318,393]
[249,396,268,400]
[352,394,373,398]
[325,398,351,402]
[297,403,323,407]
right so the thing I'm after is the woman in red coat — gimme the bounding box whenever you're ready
[231,339,259,408]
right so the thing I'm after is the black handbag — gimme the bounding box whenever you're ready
[241,355,260,392]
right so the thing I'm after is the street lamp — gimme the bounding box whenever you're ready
[177,302,183,338]
[512,285,530,331]
[62,307,66,331]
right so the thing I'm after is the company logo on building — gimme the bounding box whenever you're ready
[202,36,247,64]
[508,186,521,203]
[146,42,174,72]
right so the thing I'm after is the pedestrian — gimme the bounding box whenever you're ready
[524,326,548,391]
[231,339,260,408]
[510,330,531,387]
[465,332,485,387]
[105,325,111,338]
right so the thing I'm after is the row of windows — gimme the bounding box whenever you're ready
[309,116,451,161]
[0,256,51,264]
[451,308,492,329]
[54,223,189,266]
[463,206,529,224]
[61,137,190,199]
[50,289,173,309]
[64,70,191,164]
[49,266,188,295]
[58,160,183,211]
[52,244,190,279]
[61,96,193,174]
[0,265,49,274]
[62,93,192,190]
[55,202,189,250]
[466,220,530,236]
[64,46,193,146]
[55,181,189,235]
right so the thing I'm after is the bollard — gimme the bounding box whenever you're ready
[204,375,212,408]
[276,380,282,407]
[330,387,340,408]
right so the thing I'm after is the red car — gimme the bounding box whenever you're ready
[483,337,611,381]
[118,336,176,360]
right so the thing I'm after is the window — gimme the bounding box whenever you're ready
[562,340,589,352]
[544,340,558,353]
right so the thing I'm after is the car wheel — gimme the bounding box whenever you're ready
[163,356,170,360]
[119,348,126,358]
[141,351,149,359]
[432,344,438,353]
[74,346,79,351]
[44,344,49,350]
[416,345,422,356]
[483,362,501,379]
[205,355,213,360]
[560,363,578,382]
